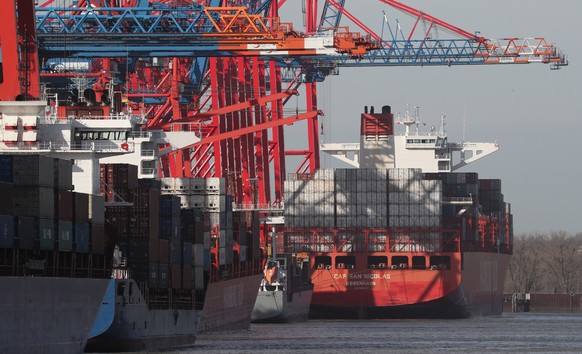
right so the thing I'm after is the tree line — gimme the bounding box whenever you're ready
[504,232,582,294]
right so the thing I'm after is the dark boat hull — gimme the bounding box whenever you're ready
[85,279,199,352]
[0,277,110,354]
[251,287,313,323]
[197,274,263,333]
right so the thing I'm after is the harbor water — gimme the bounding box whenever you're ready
[163,313,582,353]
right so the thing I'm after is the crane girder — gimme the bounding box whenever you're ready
[309,0,567,70]
[187,109,322,148]
[34,4,378,59]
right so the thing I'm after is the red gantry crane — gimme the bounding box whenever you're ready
[0,0,567,263]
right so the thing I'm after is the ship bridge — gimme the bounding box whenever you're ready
[321,106,499,173]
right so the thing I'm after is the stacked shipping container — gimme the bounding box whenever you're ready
[0,155,107,277]
[161,177,262,283]
[284,168,511,254]
[101,169,263,310]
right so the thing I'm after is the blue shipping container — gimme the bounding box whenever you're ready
[39,218,55,251]
[0,215,15,248]
[0,155,13,183]
[58,220,73,251]
[75,222,90,253]
[17,216,35,249]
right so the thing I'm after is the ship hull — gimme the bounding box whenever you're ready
[251,287,313,323]
[85,279,199,352]
[0,277,110,354]
[197,274,263,333]
[309,251,510,319]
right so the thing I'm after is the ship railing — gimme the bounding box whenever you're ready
[36,141,136,153]
[283,229,461,253]
[406,142,438,148]
[443,197,473,205]
[39,117,73,125]
[128,131,162,139]
[233,202,285,212]
[77,113,133,121]
[1,140,137,153]
[168,122,204,134]
[141,149,155,157]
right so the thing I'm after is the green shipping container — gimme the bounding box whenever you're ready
[38,219,55,251]
[58,220,73,251]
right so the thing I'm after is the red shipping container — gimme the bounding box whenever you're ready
[73,192,90,222]
[57,189,73,221]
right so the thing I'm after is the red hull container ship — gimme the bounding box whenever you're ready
[284,105,512,319]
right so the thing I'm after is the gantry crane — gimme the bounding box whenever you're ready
[0,0,567,218]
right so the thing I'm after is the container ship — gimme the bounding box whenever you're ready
[0,93,262,352]
[0,102,113,354]
[284,105,512,319]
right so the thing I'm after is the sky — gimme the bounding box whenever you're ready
[279,1,582,235]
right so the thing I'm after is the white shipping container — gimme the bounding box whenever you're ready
[161,177,175,192]
[390,192,400,204]
[325,217,335,229]
[205,177,225,194]
[388,215,397,228]
[377,192,387,205]
[417,216,428,228]
[178,195,192,209]
[175,178,190,191]
[191,178,205,192]
[378,204,388,217]
[205,194,226,210]
[377,180,387,193]
[188,195,204,208]
[335,192,345,205]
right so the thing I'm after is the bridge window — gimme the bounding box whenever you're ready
[412,256,426,269]
[315,256,331,270]
[367,256,388,269]
[335,256,356,269]
[75,130,128,141]
[430,256,451,270]
[391,256,408,269]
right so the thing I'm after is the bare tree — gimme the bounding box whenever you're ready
[506,233,546,293]
[545,231,582,294]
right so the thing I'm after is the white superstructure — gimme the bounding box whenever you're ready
[321,105,498,172]
[0,100,198,195]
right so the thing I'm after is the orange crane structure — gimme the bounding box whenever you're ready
[0,0,567,264]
